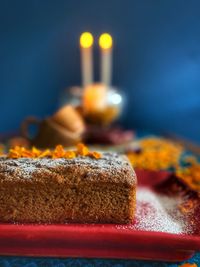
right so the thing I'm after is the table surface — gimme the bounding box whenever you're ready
[0,253,199,267]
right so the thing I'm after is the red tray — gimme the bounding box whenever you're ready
[0,170,199,262]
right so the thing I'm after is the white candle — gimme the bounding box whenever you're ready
[80,32,94,87]
[99,33,113,87]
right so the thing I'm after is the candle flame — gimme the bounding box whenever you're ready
[99,33,113,50]
[80,32,94,48]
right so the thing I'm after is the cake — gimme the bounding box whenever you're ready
[0,146,136,224]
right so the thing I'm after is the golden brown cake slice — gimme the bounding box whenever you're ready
[0,152,136,224]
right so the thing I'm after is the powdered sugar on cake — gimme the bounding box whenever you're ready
[116,187,192,234]
[0,153,133,181]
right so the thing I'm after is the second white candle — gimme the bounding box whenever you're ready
[99,33,113,87]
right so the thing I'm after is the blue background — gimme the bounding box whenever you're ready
[1,0,200,142]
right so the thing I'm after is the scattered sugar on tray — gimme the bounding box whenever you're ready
[116,187,192,234]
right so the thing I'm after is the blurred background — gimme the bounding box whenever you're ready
[1,0,200,142]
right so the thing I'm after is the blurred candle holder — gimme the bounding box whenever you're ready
[59,84,124,127]
[83,84,123,126]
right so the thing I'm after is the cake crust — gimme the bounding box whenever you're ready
[0,153,136,224]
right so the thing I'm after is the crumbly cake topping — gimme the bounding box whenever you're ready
[0,152,136,185]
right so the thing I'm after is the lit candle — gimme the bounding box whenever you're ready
[80,32,94,87]
[99,33,113,87]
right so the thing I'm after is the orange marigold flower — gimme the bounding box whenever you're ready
[76,143,89,156]
[31,147,41,157]
[126,137,183,171]
[65,151,76,159]
[178,199,197,214]
[52,145,66,158]
[21,150,33,158]
[88,151,102,159]
[8,149,20,159]
[8,146,25,158]
[179,263,197,267]
[38,149,51,158]
[0,144,5,155]
[7,144,101,160]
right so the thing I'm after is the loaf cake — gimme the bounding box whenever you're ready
[0,145,136,224]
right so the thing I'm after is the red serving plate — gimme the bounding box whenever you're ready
[0,170,199,262]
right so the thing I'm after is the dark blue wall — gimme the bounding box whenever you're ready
[1,0,200,142]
